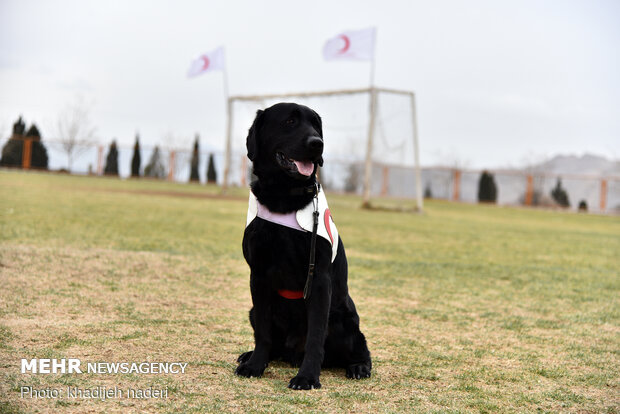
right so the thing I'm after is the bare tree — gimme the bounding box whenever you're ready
[161,131,191,180]
[519,151,549,174]
[431,148,471,169]
[57,97,97,172]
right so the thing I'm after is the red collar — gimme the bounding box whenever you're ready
[278,289,304,300]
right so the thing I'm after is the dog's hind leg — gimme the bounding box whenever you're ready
[324,297,372,379]
[344,332,372,379]
[346,361,372,379]
[343,320,372,379]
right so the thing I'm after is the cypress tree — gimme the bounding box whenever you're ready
[104,140,119,176]
[206,153,217,184]
[478,170,498,203]
[189,136,200,182]
[0,140,22,167]
[25,124,40,139]
[13,116,26,135]
[131,134,141,177]
[0,118,26,167]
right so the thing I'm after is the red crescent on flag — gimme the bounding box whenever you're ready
[324,209,334,244]
[338,35,350,54]
[201,56,210,70]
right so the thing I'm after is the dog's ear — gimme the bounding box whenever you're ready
[314,111,323,167]
[314,111,323,137]
[246,109,264,161]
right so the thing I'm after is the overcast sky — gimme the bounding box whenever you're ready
[1,0,618,168]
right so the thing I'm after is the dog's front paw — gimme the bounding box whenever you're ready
[346,361,371,379]
[235,361,266,378]
[288,374,321,390]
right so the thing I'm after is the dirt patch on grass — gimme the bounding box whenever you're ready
[0,244,252,413]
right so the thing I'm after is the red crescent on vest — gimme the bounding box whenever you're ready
[201,56,210,70]
[324,208,334,244]
[338,35,350,54]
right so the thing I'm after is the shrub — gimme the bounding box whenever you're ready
[478,170,497,203]
[578,200,588,212]
[206,153,217,184]
[551,178,570,208]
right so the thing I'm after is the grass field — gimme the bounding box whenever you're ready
[0,170,618,413]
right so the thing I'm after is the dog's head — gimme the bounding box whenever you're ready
[246,102,323,181]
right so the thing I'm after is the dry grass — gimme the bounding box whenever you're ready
[0,170,619,413]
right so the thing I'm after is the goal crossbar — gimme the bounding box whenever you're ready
[228,87,413,102]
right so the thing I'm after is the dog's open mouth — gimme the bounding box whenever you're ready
[276,152,315,177]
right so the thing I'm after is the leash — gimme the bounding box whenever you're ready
[303,183,320,299]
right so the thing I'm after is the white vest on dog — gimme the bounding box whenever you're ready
[246,187,339,262]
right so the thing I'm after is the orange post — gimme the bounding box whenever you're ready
[452,169,461,201]
[22,139,32,169]
[381,166,389,196]
[600,179,607,212]
[525,175,534,206]
[168,151,176,181]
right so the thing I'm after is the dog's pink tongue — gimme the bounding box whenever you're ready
[293,160,314,176]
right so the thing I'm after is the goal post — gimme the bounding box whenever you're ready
[222,87,423,212]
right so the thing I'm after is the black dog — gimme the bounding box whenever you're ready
[235,102,371,390]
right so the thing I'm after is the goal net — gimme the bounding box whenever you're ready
[223,87,422,211]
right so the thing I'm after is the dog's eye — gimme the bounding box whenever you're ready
[285,118,296,126]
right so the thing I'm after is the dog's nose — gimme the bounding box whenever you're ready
[307,136,323,151]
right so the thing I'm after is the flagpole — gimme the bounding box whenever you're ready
[362,28,377,208]
[222,47,233,192]
[369,29,376,88]
[222,47,230,101]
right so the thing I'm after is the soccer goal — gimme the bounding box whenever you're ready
[222,87,423,212]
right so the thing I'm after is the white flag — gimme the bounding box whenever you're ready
[323,27,376,61]
[187,46,225,77]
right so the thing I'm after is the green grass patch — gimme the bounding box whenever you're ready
[0,170,618,413]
